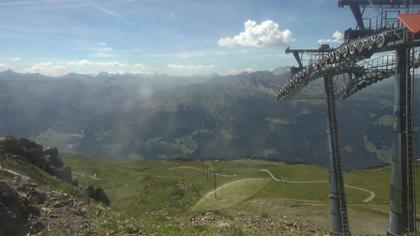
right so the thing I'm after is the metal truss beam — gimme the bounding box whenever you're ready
[338,0,420,7]
[349,3,365,30]
[277,29,420,100]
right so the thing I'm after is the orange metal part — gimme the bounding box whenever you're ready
[398,13,420,34]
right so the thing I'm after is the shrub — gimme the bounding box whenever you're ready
[44,147,58,159]
[85,185,111,206]
[3,138,23,155]
[44,147,63,168]
[50,166,72,183]
[47,155,64,168]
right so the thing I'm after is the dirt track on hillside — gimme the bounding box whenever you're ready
[259,169,376,203]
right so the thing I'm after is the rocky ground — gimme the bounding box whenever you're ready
[0,167,102,236]
[188,211,317,235]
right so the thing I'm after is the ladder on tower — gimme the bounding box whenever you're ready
[405,58,416,232]
[325,77,351,235]
[332,103,350,234]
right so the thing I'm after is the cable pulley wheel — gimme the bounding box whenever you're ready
[366,37,375,51]
[328,52,335,63]
[375,34,386,48]
[349,42,357,55]
[356,41,364,53]
[340,45,349,58]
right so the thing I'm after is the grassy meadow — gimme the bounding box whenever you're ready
[62,155,420,235]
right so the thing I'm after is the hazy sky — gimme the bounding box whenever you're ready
[0,0,356,76]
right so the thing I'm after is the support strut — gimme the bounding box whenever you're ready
[324,76,351,236]
[387,46,416,235]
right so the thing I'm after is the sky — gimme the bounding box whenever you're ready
[0,0,357,76]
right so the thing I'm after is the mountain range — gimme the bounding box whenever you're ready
[0,68,417,168]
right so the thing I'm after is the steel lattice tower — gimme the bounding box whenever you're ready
[276,1,420,234]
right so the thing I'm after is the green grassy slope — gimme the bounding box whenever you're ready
[63,154,420,235]
[193,178,270,211]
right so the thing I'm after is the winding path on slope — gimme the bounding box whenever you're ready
[167,166,202,172]
[259,169,376,203]
[166,165,375,203]
[167,166,237,177]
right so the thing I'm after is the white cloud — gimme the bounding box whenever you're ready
[142,49,228,59]
[318,31,343,44]
[218,20,294,47]
[67,60,128,73]
[128,63,157,74]
[25,60,129,76]
[92,47,116,58]
[20,60,254,77]
[97,42,107,46]
[220,67,256,75]
[35,62,52,67]
[166,64,216,71]
[94,6,120,18]
[96,61,126,67]
[66,60,214,75]
[25,62,67,76]
[68,59,91,66]
[164,64,217,75]
[11,57,21,61]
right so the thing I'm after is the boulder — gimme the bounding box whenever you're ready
[0,182,29,236]
[28,188,46,204]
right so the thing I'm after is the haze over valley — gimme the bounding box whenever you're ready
[1,0,420,235]
[0,69,417,169]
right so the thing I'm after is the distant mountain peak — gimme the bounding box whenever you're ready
[272,66,291,75]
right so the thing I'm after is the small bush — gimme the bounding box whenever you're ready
[49,166,72,183]
[45,150,64,168]
[260,212,269,218]
[72,178,79,187]
[85,185,111,206]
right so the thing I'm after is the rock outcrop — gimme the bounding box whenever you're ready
[0,167,100,235]
[1,136,75,185]
[0,181,29,236]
